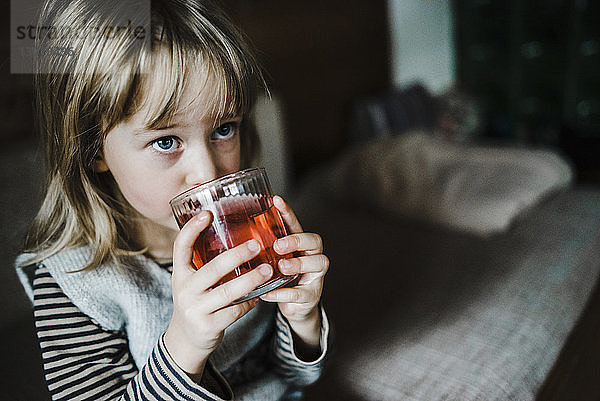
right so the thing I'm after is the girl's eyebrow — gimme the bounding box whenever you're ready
[132,113,242,136]
[222,114,243,121]
[134,123,179,135]
[218,112,242,120]
[213,114,243,127]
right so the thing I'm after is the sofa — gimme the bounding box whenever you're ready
[291,133,600,400]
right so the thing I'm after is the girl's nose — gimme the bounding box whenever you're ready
[184,149,219,187]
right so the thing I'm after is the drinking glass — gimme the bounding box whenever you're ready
[170,167,297,303]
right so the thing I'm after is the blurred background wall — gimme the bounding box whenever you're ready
[388,0,454,93]
[221,0,392,178]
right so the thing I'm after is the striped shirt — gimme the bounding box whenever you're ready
[30,263,328,401]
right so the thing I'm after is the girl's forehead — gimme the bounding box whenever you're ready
[136,56,238,129]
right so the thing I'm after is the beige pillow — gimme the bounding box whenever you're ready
[318,131,573,236]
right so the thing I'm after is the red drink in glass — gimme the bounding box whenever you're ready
[170,168,297,303]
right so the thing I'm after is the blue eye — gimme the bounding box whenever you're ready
[151,136,179,153]
[212,122,238,140]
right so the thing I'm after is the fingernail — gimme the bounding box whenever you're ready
[247,239,261,252]
[259,264,272,277]
[195,211,210,223]
[279,259,290,272]
[274,196,284,208]
[276,238,288,251]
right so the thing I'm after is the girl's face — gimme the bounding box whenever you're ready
[97,66,242,251]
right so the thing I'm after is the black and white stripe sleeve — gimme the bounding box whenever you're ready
[271,306,330,387]
[32,265,232,401]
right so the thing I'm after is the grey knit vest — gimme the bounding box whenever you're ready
[16,246,274,372]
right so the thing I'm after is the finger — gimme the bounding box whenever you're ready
[273,195,303,234]
[212,297,259,329]
[274,233,323,256]
[193,239,262,290]
[296,272,323,286]
[172,211,212,276]
[259,286,315,304]
[204,264,273,311]
[278,254,329,276]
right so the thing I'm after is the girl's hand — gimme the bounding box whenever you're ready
[164,211,273,375]
[259,196,329,351]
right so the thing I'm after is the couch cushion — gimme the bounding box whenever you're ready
[314,132,573,236]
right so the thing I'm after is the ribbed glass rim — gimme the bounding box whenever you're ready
[169,167,265,207]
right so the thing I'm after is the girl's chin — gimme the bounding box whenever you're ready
[139,216,180,234]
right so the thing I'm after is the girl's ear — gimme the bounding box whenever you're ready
[93,154,110,173]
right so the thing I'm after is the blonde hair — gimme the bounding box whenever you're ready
[22,0,266,271]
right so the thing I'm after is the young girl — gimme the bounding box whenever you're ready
[16,0,329,400]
